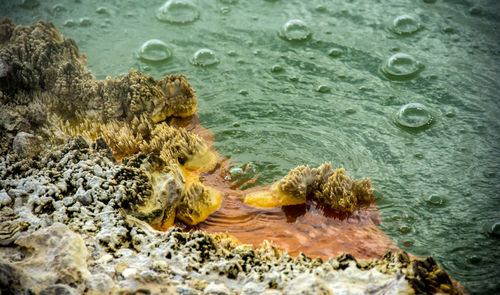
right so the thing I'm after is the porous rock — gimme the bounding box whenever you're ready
[12,131,42,158]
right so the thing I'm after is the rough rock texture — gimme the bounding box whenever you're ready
[0,19,219,226]
[0,19,466,294]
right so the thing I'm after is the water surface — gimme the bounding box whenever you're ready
[2,0,499,293]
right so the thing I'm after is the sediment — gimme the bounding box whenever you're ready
[0,19,466,294]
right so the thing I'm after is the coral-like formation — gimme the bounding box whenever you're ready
[244,162,374,213]
[0,18,195,125]
[0,19,219,226]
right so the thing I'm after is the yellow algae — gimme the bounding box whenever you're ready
[125,162,185,227]
[176,182,223,226]
[243,162,374,214]
[183,145,217,171]
[314,168,374,213]
[244,182,306,209]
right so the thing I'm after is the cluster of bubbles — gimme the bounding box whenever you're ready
[149,1,436,131]
[381,15,433,132]
[137,40,219,67]
[63,18,92,28]
[146,1,221,66]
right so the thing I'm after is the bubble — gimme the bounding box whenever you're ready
[230,167,243,177]
[316,85,331,93]
[388,15,420,35]
[138,40,172,62]
[315,5,327,12]
[156,0,199,24]
[191,49,219,67]
[96,7,109,14]
[64,19,76,27]
[442,26,454,34]
[402,240,413,247]
[20,0,39,9]
[79,18,92,27]
[414,153,424,159]
[270,65,284,73]
[426,194,446,206]
[394,103,433,130]
[488,222,500,237]
[328,48,343,57]
[469,6,482,16]
[398,225,411,234]
[278,19,312,42]
[468,255,482,265]
[52,4,66,13]
[380,53,423,80]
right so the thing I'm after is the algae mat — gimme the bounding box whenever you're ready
[2,0,499,293]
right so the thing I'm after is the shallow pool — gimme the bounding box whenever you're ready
[3,0,499,293]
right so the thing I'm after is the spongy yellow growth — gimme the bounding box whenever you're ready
[244,165,313,208]
[244,182,306,209]
[183,145,217,172]
[315,168,357,213]
[176,182,223,226]
[243,162,374,214]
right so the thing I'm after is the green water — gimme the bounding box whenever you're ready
[2,0,500,293]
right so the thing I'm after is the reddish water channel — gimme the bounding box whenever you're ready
[170,116,400,260]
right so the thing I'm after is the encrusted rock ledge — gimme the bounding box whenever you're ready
[0,19,466,294]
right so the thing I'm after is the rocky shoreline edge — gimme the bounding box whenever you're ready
[0,19,466,294]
